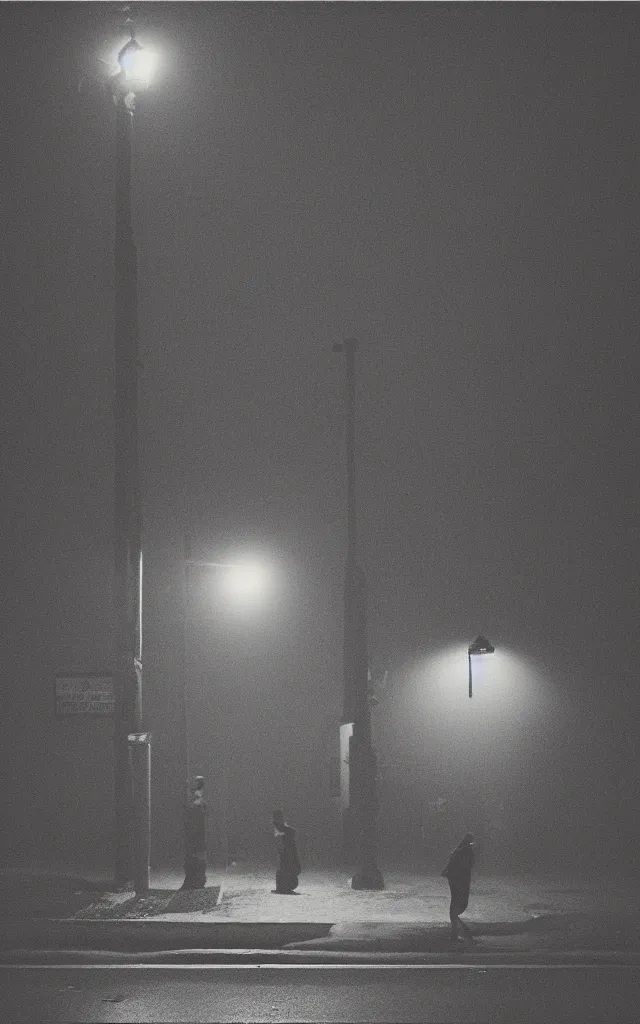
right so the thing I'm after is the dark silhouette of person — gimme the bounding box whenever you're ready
[181,776,207,890]
[441,832,475,941]
[272,809,301,894]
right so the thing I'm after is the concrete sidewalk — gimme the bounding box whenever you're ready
[211,867,639,924]
[1,865,638,955]
[3,864,637,922]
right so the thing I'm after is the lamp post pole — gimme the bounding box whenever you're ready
[180,534,195,885]
[333,339,384,890]
[111,34,148,891]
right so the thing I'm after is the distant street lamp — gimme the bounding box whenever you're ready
[467,635,495,698]
[110,25,155,890]
[333,338,384,890]
[194,560,271,609]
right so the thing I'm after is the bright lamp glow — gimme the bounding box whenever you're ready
[401,643,555,728]
[220,562,270,606]
[117,39,157,86]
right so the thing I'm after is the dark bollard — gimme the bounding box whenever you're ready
[128,732,151,893]
[181,775,207,889]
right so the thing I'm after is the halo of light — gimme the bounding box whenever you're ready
[121,45,157,85]
[219,561,271,607]
[106,37,158,88]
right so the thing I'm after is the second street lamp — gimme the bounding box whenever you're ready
[333,338,384,890]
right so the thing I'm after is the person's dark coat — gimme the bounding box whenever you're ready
[181,780,207,890]
[275,823,301,893]
[441,838,474,912]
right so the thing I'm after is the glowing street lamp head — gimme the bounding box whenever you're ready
[115,37,156,90]
[468,635,495,657]
[117,38,142,73]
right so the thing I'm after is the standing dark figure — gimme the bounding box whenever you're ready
[181,776,207,890]
[272,809,301,894]
[441,832,475,941]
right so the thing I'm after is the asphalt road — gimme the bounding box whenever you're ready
[1,964,639,1023]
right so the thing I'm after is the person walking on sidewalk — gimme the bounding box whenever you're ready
[272,809,301,894]
[181,776,207,890]
[441,832,475,941]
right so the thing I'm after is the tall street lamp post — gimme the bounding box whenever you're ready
[110,30,153,891]
[333,339,384,890]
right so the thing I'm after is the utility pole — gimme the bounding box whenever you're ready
[111,28,149,891]
[333,339,384,890]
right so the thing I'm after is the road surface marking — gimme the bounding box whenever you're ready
[2,963,638,971]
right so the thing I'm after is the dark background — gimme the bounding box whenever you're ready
[1,1,638,873]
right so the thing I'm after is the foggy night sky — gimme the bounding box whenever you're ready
[2,2,640,861]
